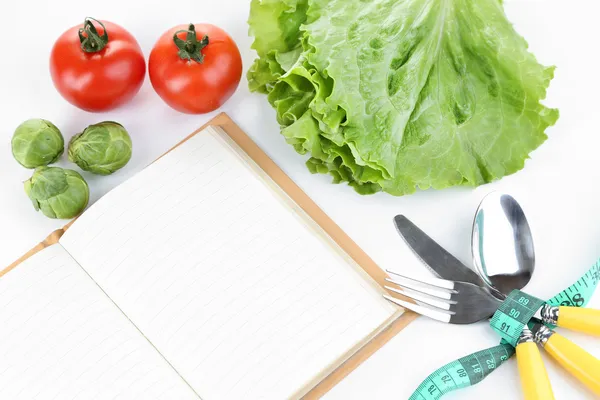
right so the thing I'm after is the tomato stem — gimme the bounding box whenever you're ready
[78,17,109,53]
[173,24,209,63]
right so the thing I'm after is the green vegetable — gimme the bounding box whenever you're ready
[11,119,64,169]
[248,0,559,195]
[24,167,89,219]
[68,121,132,175]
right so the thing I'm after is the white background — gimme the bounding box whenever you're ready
[0,0,599,399]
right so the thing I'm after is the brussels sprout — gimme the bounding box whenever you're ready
[68,121,132,175]
[24,167,89,219]
[11,119,64,168]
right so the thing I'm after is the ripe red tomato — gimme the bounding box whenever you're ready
[50,18,146,112]
[149,23,242,114]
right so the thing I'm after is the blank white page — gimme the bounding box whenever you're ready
[60,127,399,399]
[0,245,199,400]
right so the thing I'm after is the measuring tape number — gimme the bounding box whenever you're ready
[408,343,514,400]
[547,262,600,308]
[490,290,545,346]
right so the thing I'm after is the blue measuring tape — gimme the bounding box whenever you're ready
[409,258,600,399]
[409,343,514,400]
[490,290,545,346]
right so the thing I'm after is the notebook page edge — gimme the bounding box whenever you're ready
[2,227,67,278]
[293,309,405,399]
[1,243,65,279]
[208,125,400,316]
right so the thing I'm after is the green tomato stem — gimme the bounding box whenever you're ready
[173,24,209,63]
[78,17,109,53]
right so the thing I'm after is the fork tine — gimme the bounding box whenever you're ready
[383,295,452,323]
[385,285,453,311]
[385,277,453,300]
[386,269,455,291]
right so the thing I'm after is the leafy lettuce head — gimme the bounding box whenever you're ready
[248,0,559,195]
[68,121,132,175]
[24,167,89,219]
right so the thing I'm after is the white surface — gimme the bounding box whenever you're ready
[59,127,396,399]
[0,0,598,399]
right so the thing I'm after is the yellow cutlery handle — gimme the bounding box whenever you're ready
[544,332,600,395]
[557,306,600,336]
[516,341,555,400]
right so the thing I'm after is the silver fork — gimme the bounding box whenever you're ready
[383,269,501,324]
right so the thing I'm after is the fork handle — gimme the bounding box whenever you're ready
[542,332,600,395]
[516,341,555,399]
[556,306,600,336]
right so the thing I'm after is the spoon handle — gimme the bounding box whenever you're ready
[535,326,600,396]
[556,306,600,336]
[516,332,555,400]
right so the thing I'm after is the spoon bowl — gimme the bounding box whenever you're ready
[471,192,535,295]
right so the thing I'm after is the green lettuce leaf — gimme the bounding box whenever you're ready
[248,0,558,195]
[247,0,308,93]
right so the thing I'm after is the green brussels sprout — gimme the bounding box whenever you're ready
[11,119,64,168]
[24,167,89,219]
[68,121,132,175]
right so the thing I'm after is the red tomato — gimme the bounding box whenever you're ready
[50,18,146,112]
[149,23,242,114]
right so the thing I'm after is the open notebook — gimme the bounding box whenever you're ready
[0,114,412,399]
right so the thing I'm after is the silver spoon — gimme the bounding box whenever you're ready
[471,191,535,296]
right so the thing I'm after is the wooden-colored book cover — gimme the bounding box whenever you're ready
[2,112,417,399]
